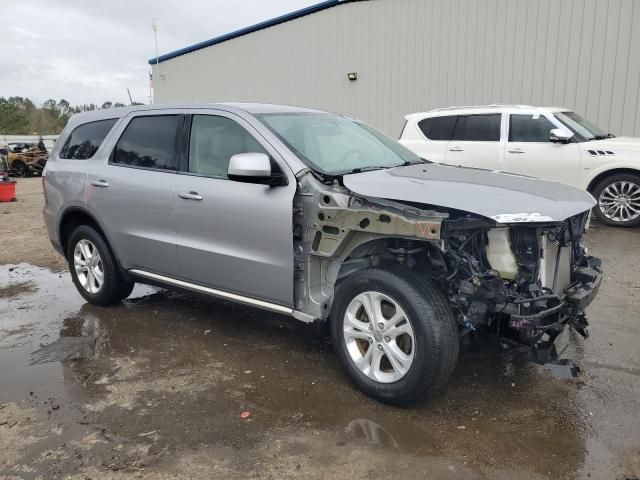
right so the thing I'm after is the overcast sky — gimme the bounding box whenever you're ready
[2,0,318,106]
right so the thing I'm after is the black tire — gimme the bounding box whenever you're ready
[10,161,28,178]
[329,267,459,406]
[592,172,640,228]
[67,225,134,306]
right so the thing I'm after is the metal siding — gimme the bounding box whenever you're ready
[155,0,640,137]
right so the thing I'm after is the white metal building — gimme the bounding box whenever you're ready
[151,0,640,137]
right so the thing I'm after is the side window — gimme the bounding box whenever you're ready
[112,115,181,170]
[509,114,555,142]
[452,114,501,142]
[188,115,267,178]
[59,119,117,159]
[418,116,457,141]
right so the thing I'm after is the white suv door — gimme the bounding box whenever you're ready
[444,113,503,170]
[504,113,580,186]
[403,115,457,162]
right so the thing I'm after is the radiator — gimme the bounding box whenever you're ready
[539,232,571,297]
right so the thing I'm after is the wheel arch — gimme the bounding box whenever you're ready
[312,235,441,320]
[586,167,640,193]
[58,207,128,279]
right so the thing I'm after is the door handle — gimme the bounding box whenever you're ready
[178,191,203,201]
[90,180,109,188]
[449,146,464,152]
[508,148,525,154]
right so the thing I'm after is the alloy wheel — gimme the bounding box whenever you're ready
[73,239,104,294]
[343,291,415,383]
[598,180,640,223]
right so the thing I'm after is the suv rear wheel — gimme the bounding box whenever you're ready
[67,225,134,306]
[330,267,459,406]
[593,173,640,227]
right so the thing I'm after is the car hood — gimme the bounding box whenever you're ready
[342,163,595,223]
[589,136,640,148]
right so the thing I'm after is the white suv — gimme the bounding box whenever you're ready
[399,105,640,227]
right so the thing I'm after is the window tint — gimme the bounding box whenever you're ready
[509,114,555,142]
[188,115,267,177]
[112,115,180,170]
[418,116,457,141]
[452,114,501,142]
[59,119,117,159]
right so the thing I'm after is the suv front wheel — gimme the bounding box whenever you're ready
[67,225,134,306]
[330,267,459,406]
[593,173,640,227]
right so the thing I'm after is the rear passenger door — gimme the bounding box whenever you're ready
[445,113,503,170]
[86,110,183,276]
[173,109,296,306]
[410,115,457,162]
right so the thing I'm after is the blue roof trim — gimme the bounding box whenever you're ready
[149,0,349,65]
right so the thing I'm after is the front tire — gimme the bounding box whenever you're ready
[592,173,640,227]
[67,225,134,306]
[330,267,459,406]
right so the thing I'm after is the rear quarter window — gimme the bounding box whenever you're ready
[59,118,118,159]
[418,116,457,141]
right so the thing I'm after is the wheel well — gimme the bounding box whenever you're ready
[336,237,438,284]
[587,168,640,193]
[59,209,105,258]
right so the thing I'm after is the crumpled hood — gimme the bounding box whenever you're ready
[342,163,595,223]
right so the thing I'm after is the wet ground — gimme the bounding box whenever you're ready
[1,178,640,479]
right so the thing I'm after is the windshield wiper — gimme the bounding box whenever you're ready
[592,133,615,140]
[345,165,390,174]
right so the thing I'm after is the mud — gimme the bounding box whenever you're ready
[0,178,639,479]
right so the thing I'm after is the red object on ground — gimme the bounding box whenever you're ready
[240,411,251,419]
[0,181,16,202]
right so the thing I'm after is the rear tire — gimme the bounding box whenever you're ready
[330,267,459,406]
[67,225,134,306]
[592,173,640,227]
[10,160,27,178]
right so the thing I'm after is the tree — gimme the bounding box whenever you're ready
[0,97,146,134]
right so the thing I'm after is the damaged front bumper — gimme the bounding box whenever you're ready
[508,263,602,342]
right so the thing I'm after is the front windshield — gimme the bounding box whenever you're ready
[555,111,610,141]
[257,113,421,175]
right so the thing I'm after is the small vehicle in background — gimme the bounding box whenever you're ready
[6,142,48,177]
[400,105,640,227]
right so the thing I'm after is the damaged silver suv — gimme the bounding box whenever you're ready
[43,104,602,405]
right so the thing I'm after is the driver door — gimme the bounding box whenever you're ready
[504,113,580,186]
[173,109,296,306]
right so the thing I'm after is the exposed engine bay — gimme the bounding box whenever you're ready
[293,170,602,351]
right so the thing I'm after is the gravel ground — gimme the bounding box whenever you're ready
[0,177,639,480]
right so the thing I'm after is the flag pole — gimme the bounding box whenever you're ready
[152,18,159,104]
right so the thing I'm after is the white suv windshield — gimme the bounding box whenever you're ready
[555,111,611,142]
[257,113,421,175]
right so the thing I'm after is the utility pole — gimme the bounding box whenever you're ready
[127,88,134,106]
[152,18,159,104]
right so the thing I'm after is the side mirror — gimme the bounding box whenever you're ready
[228,153,281,185]
[550,128,573,143]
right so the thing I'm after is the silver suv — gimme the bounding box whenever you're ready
[44,103,602,405]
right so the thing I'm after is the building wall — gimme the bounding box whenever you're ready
[154,0,640,138]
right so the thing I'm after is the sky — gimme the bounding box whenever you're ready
[1,0,318,107]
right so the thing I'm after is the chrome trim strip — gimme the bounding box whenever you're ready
[129,269,294,316]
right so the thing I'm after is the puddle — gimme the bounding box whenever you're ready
[1,262,639,478]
